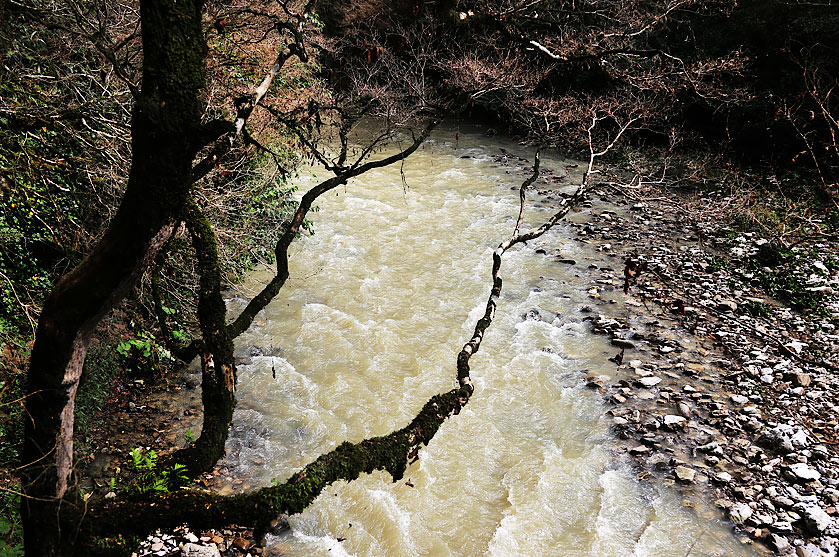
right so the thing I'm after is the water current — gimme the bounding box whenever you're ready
[220,124,756,556]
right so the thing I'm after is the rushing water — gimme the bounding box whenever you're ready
[220,124,755,556]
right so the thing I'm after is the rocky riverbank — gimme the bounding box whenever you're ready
[512,151,839,556]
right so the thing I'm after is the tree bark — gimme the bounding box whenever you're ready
[168,197,236,475]
[21,2,205,555]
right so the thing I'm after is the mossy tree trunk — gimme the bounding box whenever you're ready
[170,197,236,475]
[21,1,205,555]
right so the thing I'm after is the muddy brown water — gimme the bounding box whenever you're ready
[215,124,757,556]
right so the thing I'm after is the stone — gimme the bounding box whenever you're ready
[523,309,542,321]
[759,424,808,454]
[797,544,822,557]
[788,463,821,483]
[717,299,738,312]
[611,338,635,349]
[729,503,753,523]
[647,453,671,470]
[799,505,833,534]
[768,534,790,553]
[640,377,662,387]
[713,472,733,483]
[729,394,749,405]
[771,521,794,533]
[181,544,221,557]
[663,415,686,430]
[675,466,696,483]
[784,340,808,355]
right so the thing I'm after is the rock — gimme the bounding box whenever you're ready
[717,299,738,312]
[797,545,821,557]
[772,521,794,533]
[267,514,290,535]
[231,536,250,550]
[784,340,808,355]
[639,377,662,387]
[730,503,753,523]
[522,309,542,321]
[788,462,821,483]
[798,505,833,534]
[675,466,696,483]
[611,338,635,349]
[759,424,809,454]
[768,534,790,553]
[629,445,651,455]
[647,453,671,470]
[713,472,733,483]
[185,532,199,543]
[729,394,749,405]
[792,372,812,387]
[181,544,221,557]
[663,415,686,430]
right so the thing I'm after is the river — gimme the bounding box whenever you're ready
[219,124,756,556]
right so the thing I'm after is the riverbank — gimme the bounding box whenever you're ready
[93,133,837,556]
[511,153,839,555]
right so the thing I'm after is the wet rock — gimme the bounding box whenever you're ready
[730,503,754,523]
[639,377,662,387]
[663,415,686,430]
[647,453,671,470]
[522,309,542,321]
[675,466,696,483]
[232,536,250,550]
[611,338,635,349]
[267,514,290,536]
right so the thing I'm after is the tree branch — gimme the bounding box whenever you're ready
[226,118,440,339]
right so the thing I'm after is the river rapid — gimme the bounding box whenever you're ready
[220,124,756,556]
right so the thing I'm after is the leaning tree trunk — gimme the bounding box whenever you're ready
[21,1,205,555]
